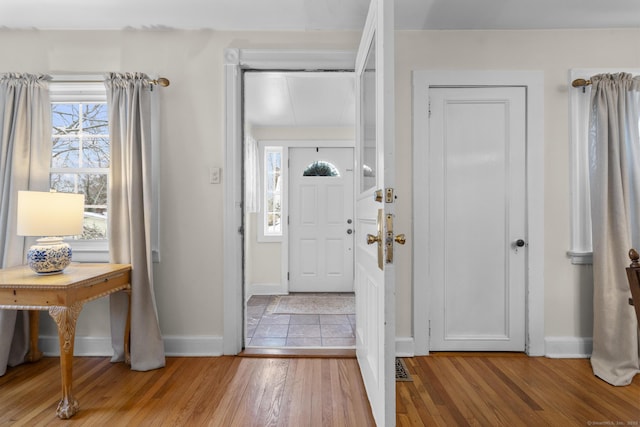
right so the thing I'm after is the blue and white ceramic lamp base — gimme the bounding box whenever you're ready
[27,237,72,275]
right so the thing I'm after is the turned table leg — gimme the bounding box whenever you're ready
[26,310,43,362]
[48,303,83,419]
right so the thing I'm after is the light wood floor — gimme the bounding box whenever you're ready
[397,353,640,426]
[1,354,639,426]
[0,356,374,426]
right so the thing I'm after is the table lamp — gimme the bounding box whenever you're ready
[17,191,85,275]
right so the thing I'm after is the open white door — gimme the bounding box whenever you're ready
[354,0,397,425]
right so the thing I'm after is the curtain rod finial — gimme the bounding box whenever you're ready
[152,77,170,87]
[572,78,591,88]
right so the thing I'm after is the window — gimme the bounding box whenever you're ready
[569,68,640,264]
[303,160,340,177]
[263,146,283,238]
[50,79,110,262]
[51,103,109,239]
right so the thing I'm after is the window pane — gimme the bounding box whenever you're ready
[79,174,108,209]
[267,212,281,233]
[50,172,79,193]
[50,173,108,240]
[82,137,110,167]
[51,138,80,168]
[361,42,377,192]
[264,147,283,237]
[83,104,109,135]
[80,212,107,240]
[52,104,80,135]
[50,173,108,209]
[303,161,340,177]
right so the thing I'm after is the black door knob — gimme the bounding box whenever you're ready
[516,239,525,247]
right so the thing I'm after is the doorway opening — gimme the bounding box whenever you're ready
[242,71,357,350]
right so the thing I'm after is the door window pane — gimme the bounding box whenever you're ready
[360,38,377,192]
[303,161,340,177]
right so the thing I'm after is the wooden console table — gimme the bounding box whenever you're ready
[0,263,132,419]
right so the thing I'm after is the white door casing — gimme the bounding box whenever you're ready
[428,87,526,352]
[412,71,545,357]
[224,50,357,355]
[289,147,354,292]
[355,0,396,425]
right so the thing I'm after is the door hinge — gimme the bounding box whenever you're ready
[428,320,431,338]
[428,98,431,118]
[287,272,290,281]
[238,226,244,235]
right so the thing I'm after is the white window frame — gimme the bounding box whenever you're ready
[257,143,287,243]
[568,68,640,265]
[50,76,110,262]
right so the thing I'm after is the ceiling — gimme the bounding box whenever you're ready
[0,0,639,31]
[244,72,355,128]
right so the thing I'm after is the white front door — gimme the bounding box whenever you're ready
[289,147,354,292]
[354,0,397,425]
[428,86,527,352]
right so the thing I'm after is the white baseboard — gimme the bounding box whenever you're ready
[40,335,113,356]
[246,282,287,296]
[396,336,415,357]
[545,337,592,358]
[40,335,590,359]
[39,335,225,357]
[163,335,224,356]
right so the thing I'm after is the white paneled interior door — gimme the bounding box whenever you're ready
[289,147,354,292]
[429,86,527,352]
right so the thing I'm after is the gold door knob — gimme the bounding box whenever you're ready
[367,234,381,245]
[394,234,406,245]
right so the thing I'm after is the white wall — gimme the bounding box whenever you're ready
[394,29,640,348]
[245,213,281,286]
[2,27,638,355]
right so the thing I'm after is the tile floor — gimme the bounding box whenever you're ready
[246,293,356,348]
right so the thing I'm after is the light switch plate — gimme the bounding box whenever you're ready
[210,167,221,184]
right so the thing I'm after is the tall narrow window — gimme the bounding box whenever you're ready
[264,146,283,236]
[51,103,109,239]
[50,79,110,261]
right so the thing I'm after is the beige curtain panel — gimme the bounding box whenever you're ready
[105,72,165,371]
[589,73,640,386]
[0,73,51,376]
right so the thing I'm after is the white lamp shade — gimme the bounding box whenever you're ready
[17,191,85,237]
